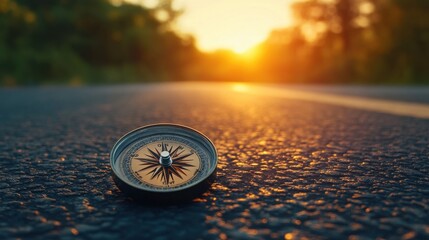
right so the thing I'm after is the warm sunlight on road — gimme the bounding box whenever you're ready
[228,83,429,119]
[2,83,429,238]
[174,0,293,53]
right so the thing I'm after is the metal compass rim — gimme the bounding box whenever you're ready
[110,123,218,194]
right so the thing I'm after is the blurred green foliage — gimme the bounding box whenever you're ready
[0,0,428,85]
[256,0,429,84]
[0,0,198,85]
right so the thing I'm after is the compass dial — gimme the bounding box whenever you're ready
[110,124,217,202]
[130,140,201,188]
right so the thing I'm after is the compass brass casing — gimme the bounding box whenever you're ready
[110,124,218,203]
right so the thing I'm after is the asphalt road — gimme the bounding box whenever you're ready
[0,83,428,239]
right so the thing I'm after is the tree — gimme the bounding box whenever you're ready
[261,0,429,84]
[0,0,197,85]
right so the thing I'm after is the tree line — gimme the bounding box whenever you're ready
[0,0,198,85]
[255,0,429,84]
[0,0,428,85]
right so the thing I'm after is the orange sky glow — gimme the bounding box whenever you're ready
[126,0,294,54]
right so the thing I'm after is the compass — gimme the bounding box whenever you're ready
[110,124,218,202]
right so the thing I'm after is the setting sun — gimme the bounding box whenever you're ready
[174,0,293,53]
[231,83,250,92]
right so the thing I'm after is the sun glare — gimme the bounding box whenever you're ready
[123,0,293,53]
[174,0,293,53]
[231,83,250,92]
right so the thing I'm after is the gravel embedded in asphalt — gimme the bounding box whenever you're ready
[0,83,428,239]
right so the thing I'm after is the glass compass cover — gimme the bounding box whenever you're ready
[110,124,218,202]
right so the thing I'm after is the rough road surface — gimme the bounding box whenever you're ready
[0,83,428,239]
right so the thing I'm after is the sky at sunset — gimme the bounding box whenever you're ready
[174,0,293,53]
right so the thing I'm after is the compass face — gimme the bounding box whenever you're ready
[110,124,217,199]
[130,140,201,188]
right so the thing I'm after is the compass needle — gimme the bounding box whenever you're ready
[148,148,160,160]
[175,165,192,172]
[177,159,193,162]
[163,167,170,184]
[145,154,157,160]
[139,162,156,166]
[135,157,158,163]
[174,162,195,167]
[169,167,184,179]
[175,149,186,158]
[173,153,194,162]
[146,167,157,175]
[168,171,174,182]
[151,166,163,180]
[137,164,158,172]
[170,145,181,157]
[175,167,187,176]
